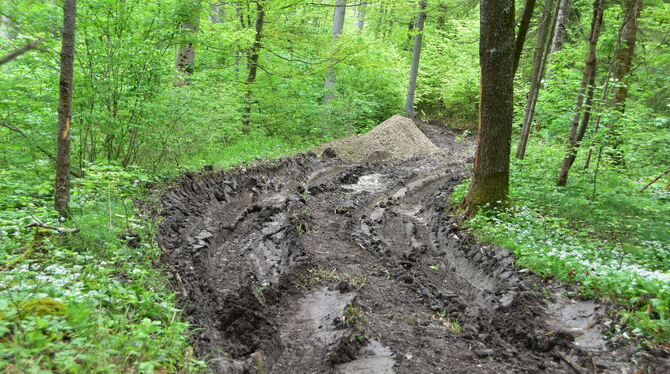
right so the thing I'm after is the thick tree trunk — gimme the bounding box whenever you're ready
[323,0,346,106]
[243,0,265,129]
[551,0,571,52]
[55,0,77,216]
[557,0,605,187]
[405,0,427,119]
[515,0,558,159]
[513,0,537,75]
[357,2,366,32]
[464,0,515,216]
[607,0,642,165]
[176,2,201,77]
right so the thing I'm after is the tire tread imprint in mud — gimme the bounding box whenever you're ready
[158,121,668,373]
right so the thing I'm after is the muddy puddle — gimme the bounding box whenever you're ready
[158,120,668,373]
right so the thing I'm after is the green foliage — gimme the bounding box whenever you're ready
[418,19,480,126]
[1,0,669,355]
[454,136,670,342]
[0,165,204,373]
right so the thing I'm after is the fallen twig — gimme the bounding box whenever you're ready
[555,352,586,374]
[26,214,80,233]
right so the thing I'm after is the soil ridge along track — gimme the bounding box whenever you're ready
[158,119,666,373]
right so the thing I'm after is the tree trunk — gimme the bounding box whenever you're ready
[557,0,605,187]
[550,0,571,53]
[55,0,77,216]
[176,2,201,77]
[584,72,613,169]
[376,5,387,37]
[437,3,447,30]
[243,0,265,129]
[515,0,558,159]
[464,0,515,216]
[406,19,415,50]
[357,2,366,32]
[1,16,15,40]
[513,0,537,76]
[210,3,225,24]
[607,0,642,165]
[405,0,427,119]
[323,0,346,106]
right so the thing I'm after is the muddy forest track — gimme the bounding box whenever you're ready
[158,122,665,373]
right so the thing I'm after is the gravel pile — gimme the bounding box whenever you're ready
[315,115,440,161]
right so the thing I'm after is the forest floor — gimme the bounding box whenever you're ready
[157,116,668,373]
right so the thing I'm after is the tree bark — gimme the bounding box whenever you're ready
[513,0,537,75]
[357,2,366,32]
[0,16,14,40]
[375,5,387,38]
[584,72,613,169]
[607,0,642,165]
[464,0,515,216]
[437,3,447,30]
[323,0,346,106]
[55,0,77,216]
[550,0,571,53]
[557,0,605,187]
[515,0,558,159]
[243,0,265,129]
[210,2,225,24]
[176,2,201,77]
[405,0,427,119]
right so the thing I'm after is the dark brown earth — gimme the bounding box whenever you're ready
[158,118,668,373]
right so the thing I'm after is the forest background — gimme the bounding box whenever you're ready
[1,0,669,371]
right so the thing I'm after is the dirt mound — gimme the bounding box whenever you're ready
[315,115,439,161]
[157,123,668,373]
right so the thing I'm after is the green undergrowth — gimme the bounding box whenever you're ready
[179,130,321,171]
[0,163,206,372]
[453,140,670,343]
[0,131,326,372]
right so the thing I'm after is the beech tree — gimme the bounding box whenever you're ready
[557,0,605,186]
[516,0,559,159]
[551,0,571,53]
[54,0,77,215]
[607,0,642,165]
[513,0,537,75]
[464,0,515,216]
[323,0,346,105]
[405,0,427,118]
[357,2,366,32]
[243,0,265,128]
[175,2,201,77]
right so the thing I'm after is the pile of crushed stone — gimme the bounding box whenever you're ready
[315,115,440,161]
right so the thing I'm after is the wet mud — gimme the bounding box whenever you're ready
[158,122,668,373]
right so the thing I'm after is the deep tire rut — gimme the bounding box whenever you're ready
[158,124,665,373]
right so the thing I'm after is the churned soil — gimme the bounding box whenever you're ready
[158,117,669,373]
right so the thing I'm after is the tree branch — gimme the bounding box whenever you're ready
[0,38,47,66]
[640,168,670,192]
[0,120,82,178]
